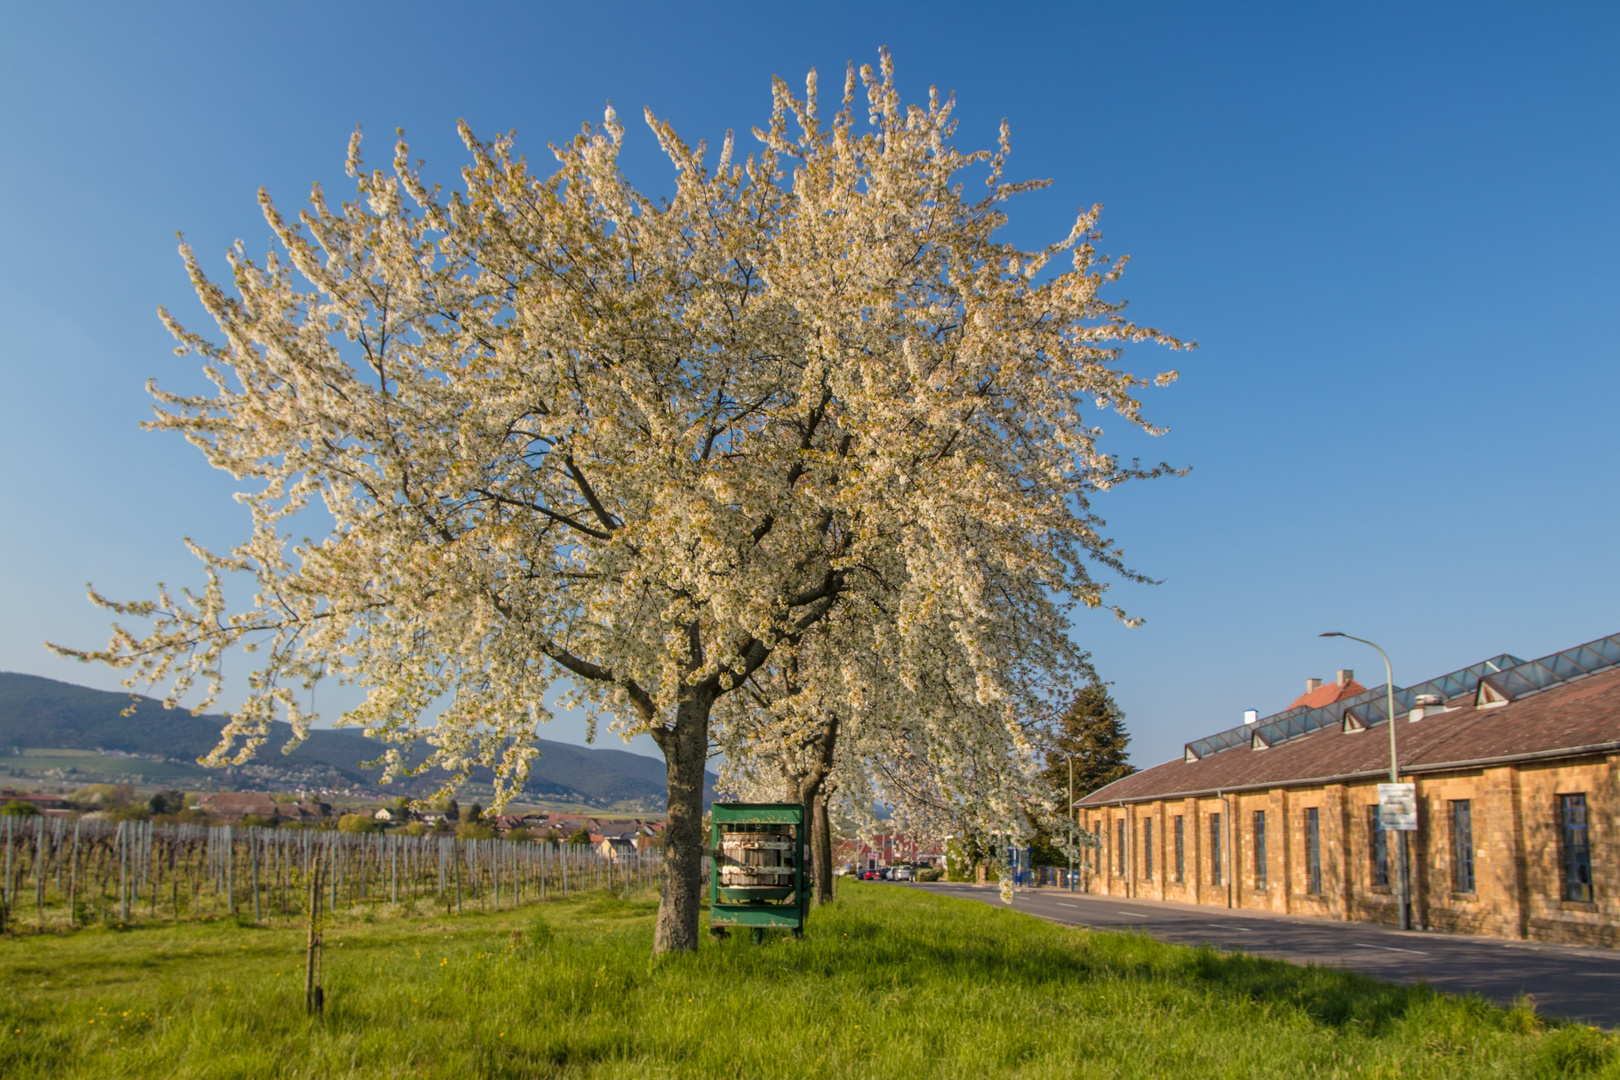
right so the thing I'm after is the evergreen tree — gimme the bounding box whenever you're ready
[444,798,460,823]
[1029,683,1133,866]
[1044,683,1134,804]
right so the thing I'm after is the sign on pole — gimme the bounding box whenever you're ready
[1378,783,1418,831]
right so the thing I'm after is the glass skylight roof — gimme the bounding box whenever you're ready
[1182,650,1531,762]
[1478,633,1620,704]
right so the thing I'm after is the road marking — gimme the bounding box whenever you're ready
[1055,902,1082,908]
[1117,911,1152,918]
[1206,924,1254,932]
[1354,943,1429,955]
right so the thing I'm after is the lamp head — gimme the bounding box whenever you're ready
[1319,632,1344,638]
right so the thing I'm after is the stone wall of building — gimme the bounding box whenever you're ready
[1076,751,1618,948]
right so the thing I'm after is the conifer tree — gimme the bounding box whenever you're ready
[1043,683,1134,803]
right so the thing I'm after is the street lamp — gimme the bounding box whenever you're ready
[1056,751,1078,892]
[1320,631,1411,930]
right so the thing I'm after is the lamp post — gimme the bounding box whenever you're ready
[1056,751,1078,892]
[1319,631,1411,930]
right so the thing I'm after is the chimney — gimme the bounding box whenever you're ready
[1410,692,1445,723]
[1305,677,1322,694]
[1243,709,1259,725]
[1336,669,1354,686]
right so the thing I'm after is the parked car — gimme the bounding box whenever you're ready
[859,868,883,881]
[891,866,914,881]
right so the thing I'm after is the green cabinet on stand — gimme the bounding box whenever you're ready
[708,802,809,942]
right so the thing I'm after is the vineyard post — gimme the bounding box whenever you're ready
[251,828,262,924]
[304,856,324,1017]
[118,820,129,924]
[67,821,79,925]
[36,817,46,928]
[147,825,157,919]
[4,813,15,913]
[225,825,236,915]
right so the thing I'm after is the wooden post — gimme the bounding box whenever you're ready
[251,829,262,924]
[66,822,79,926]
[225,825,236,916]
[118,820,130,924]
[36,818,47,929]
[304,857,324,1017]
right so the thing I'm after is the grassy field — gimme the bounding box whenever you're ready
[2,883,1615,1079]
[1,748,208,787]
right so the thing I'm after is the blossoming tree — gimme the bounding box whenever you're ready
[54,52,1184,954]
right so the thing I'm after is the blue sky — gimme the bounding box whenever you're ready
[2,1,1617,769]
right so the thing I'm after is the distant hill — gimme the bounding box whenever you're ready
[0,672,712,810]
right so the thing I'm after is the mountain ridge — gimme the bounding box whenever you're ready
[0,671,709,810]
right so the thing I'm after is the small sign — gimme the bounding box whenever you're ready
[1378,783,1418,831]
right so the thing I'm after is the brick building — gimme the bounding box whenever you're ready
[1076,632,1620,948]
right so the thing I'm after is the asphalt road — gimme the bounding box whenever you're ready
[908,881,1620,1028]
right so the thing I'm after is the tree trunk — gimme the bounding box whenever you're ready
[652,691,713,955]
[798,712,839,905]
[811,786,835,904]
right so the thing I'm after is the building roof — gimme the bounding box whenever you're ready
[1081,633,1620,807]
[196,792,277,814]
[1287,677,1367,710]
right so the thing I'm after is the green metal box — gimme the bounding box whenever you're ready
[708,802,808,939]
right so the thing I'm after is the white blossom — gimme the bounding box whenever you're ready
[52,51,1184,953]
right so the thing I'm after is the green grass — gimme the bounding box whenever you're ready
[2,883,1615,1079]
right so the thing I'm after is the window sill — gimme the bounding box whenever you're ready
[1560,900,1598,912]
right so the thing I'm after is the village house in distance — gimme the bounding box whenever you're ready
[1078,632,1620,948]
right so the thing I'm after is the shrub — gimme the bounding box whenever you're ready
[0,799,40,816]
[148,789,185,816]
[338,813,380,834]
[916,867,944,882]
[400,821,429,837]
[456,821,496,841]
